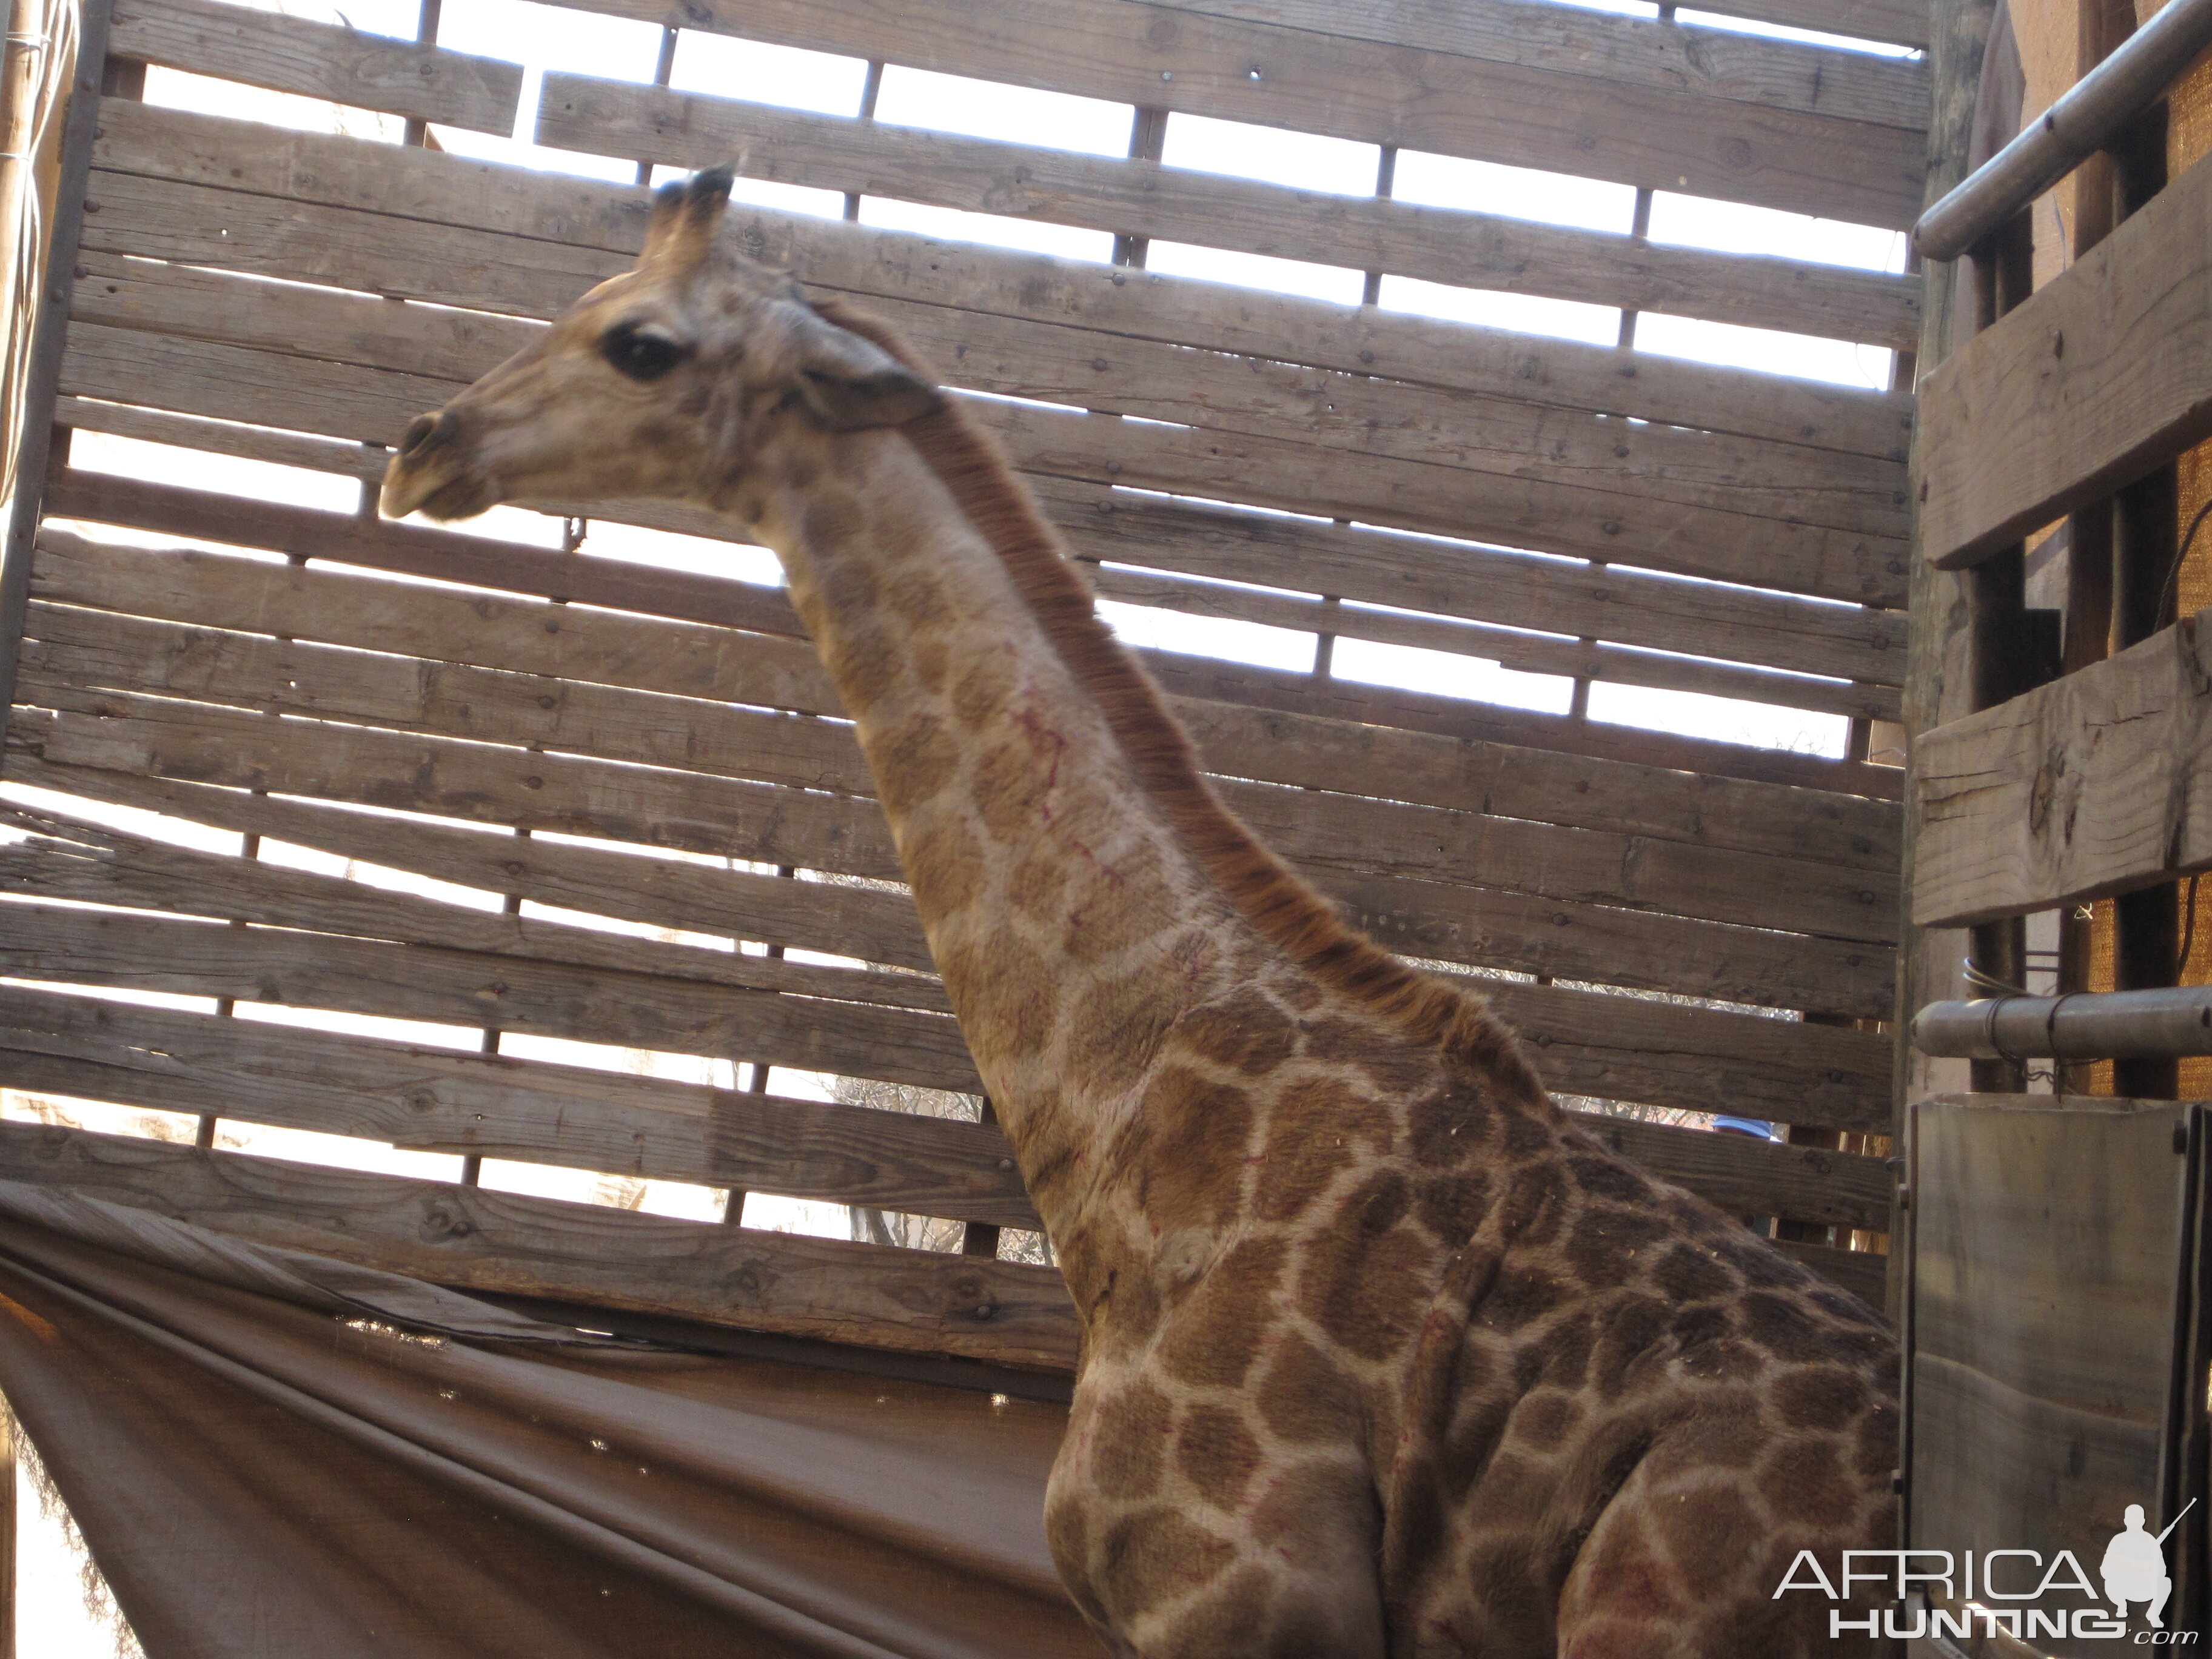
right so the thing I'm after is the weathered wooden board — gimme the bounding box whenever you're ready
[38,469,1905,805]
[1147,0,1928,124]
[54,396,389,483]
[0,988,1030,1225]
[0,828,950,1013]
[1771,1238,1889,1307]
[1138,649,1905,800]
[1919,146,2212,569]
[1033,478,1906,689]
[0,900,983,1093]
[523,0,1926,224]
[30,529,1902,870]
[10,752,1895,1019]
[109,0,525,133]
[60,301,1909,602]
[1576,1110,1892,1232]
[1,727,1889,1121]
[19,608,1900,940]
[49,394,1911,693]
[0,1122,1081,1369]
[10,756,942,973]
[536,73,1922,349]
[986,394,1906,601]
[1664,0,1926,48]
[0,986,1894,1232]
[44,469,807,637]
[1085,565,1901,723]
[73,247,1911,542]
[1913,610,2212,927]
[89,100,1919,459]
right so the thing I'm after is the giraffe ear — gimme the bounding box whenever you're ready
[789,311,942,432]
[642,166,736,262]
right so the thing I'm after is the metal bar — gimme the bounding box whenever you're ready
[0,0,110,762]
[1913,985,2212,1060]
[1913,0,2212,259]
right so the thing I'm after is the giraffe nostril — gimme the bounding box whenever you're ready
[398,412,443,457]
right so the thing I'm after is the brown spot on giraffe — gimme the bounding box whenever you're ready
[383,164,1899,1658]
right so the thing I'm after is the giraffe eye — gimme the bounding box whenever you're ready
[601,321,689,382]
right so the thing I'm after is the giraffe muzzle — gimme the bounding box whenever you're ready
[380,407,497,522]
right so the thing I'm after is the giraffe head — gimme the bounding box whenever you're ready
[379,166,941,522]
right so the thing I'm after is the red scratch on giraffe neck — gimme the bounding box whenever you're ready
[1008,693,1125,884]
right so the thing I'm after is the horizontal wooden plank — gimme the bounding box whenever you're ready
[41,466,1906,802]
[537,73,1921,349]
[110,0,523,134]
[0,1121,1081,1369]
[0,986,1033,1225]
[61,276,1910,600]
[1771,1238,1888,1309]
[1912,610,2212,928]
[91,99,1918,460]
[13,753,1896,1019]
[525,0,1925,224]
[39,475,1905,809]
[1147,0,1928,124]
[9,755,942,973]
[1085,565,1900,723]
[32,527,1902,870]
[54,396,389,483]
[52,384,1913,695]
[19,603,1899,940]
[1919,141,2212,569]
[0,900,983,1094]
[75,244,1911,543]
[1576,1110,1891,1232]
[987,393,1906,600]
[0,823,951,1013]
[0,719,1890,1121]
[1664,0,1926,49]
[1034,478,1908,688]
[0,987,1892,1232]
[1138,648,1906,800]
[1479,979,1889,1132]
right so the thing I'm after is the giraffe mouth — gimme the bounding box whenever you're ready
[380,458,500,523]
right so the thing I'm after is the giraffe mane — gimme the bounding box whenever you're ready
[812,296,1549,1106]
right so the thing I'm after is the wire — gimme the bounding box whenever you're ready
[1962,956,2029,997]
[2157,494,2212,631]
[2179,870,2204,980]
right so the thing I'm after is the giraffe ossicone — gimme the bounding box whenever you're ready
[384,164,1900,1659]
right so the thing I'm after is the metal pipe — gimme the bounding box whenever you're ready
[1912,985,2212,1060]
[1912,0,2212,260]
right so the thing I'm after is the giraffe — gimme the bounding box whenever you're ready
[381,168,1901,1659]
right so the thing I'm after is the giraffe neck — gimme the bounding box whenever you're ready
[737,421,1247,1236]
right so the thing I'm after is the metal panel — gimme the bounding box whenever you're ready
[1909,1095,2199,1600]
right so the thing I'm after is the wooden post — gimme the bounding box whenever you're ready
[634,26,677,189]
[1894,0,2005,1504]
[959,1098,1003,1259]
[2109,89,2180,1102]
[1110,106,1168,268]
[0,1393,13,1659]
[0,0,112,759]
[841,59,882,221]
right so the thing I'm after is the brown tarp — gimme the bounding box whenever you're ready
[0,1182,1101,1658]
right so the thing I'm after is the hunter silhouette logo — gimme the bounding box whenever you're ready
[2103,1502,2191,1631]
[1774,1498,2200,1644]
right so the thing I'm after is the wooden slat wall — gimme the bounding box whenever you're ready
[1917,146,2212,569]
[0,0,1915,1362]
